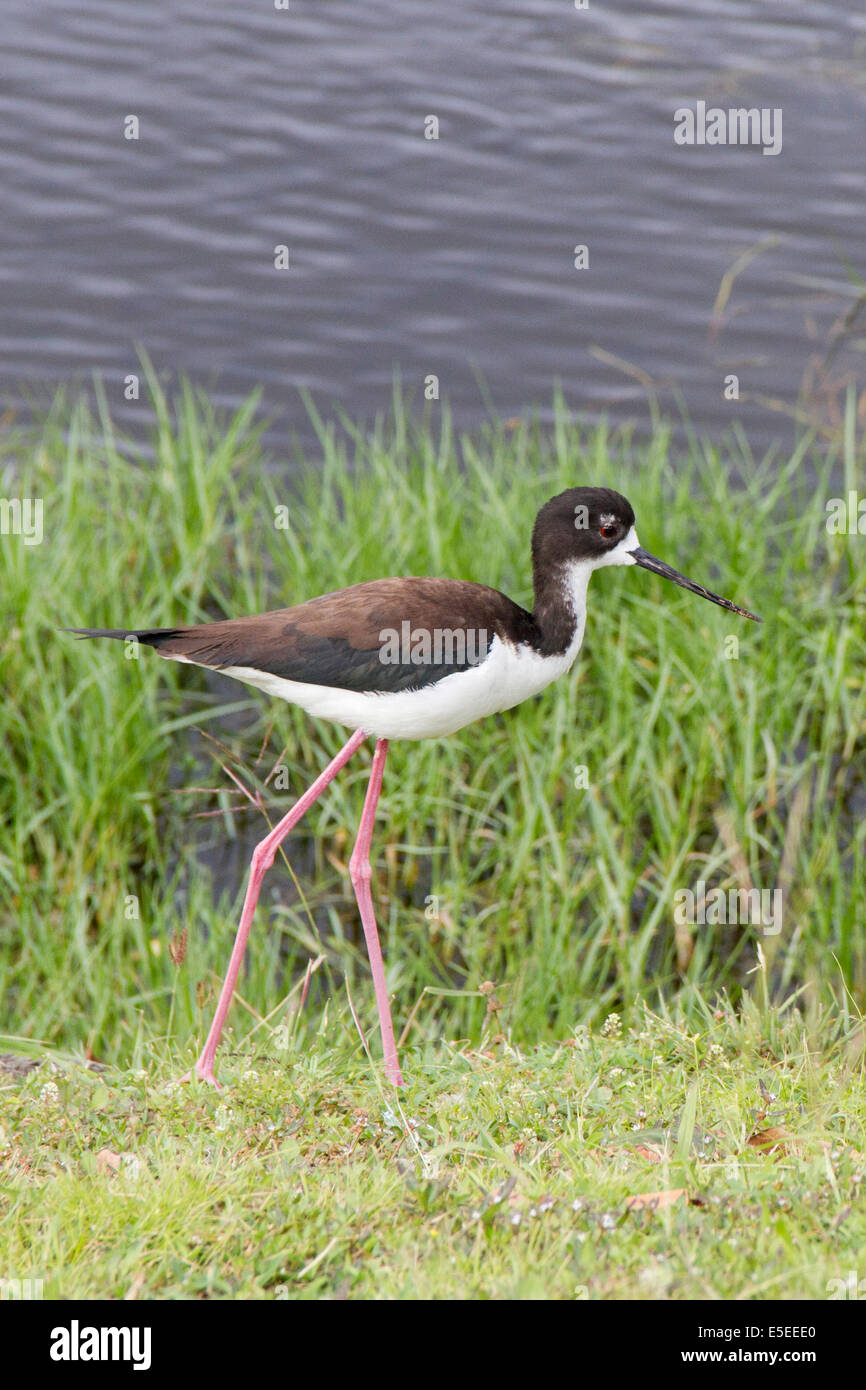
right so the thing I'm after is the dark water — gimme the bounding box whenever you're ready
[3,0,866,451]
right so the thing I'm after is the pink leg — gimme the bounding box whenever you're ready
[188,727,368,1086]
[348,738,403,1087]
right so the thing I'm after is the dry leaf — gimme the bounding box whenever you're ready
[747,1126,834,1160]
[747,1126,800,1157]
[626,1188,687,1211]
[95,1148,141,1179]
[629,1143,667,1163]
[96,1148,123,1175]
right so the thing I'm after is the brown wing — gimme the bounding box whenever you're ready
[68,577,537,694]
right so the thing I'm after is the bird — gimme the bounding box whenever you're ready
[68,486,760,1088]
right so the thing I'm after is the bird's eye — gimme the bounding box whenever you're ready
[599,518,618,540]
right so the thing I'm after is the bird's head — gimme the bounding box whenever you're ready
[532,487,761,621]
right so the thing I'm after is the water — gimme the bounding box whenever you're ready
[3,0,865,451]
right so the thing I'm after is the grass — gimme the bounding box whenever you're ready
[0,371,864,1298]
[1,999,863,1300]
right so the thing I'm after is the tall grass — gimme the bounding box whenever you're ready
[1,374,864,1070]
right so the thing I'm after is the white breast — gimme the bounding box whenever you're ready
[164,558,599,742]
[220,632,571,740]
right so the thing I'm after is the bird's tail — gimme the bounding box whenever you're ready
[63,627,184,651]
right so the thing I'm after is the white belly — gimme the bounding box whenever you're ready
[217,632,581,740]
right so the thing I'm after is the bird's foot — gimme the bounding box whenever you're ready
[175,1060,223,1090]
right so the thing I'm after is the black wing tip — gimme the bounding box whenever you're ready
[61,627,182,644]
[62,627,133,640]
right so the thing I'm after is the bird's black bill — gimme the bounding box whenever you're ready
[630,548,761,622]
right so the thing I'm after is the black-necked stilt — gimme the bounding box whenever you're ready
[69,487,760,1087]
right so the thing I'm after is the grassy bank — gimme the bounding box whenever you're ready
[1,375,864,1297]
[2,1001,865,1300]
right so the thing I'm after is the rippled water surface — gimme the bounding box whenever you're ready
[3,1,865,449]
